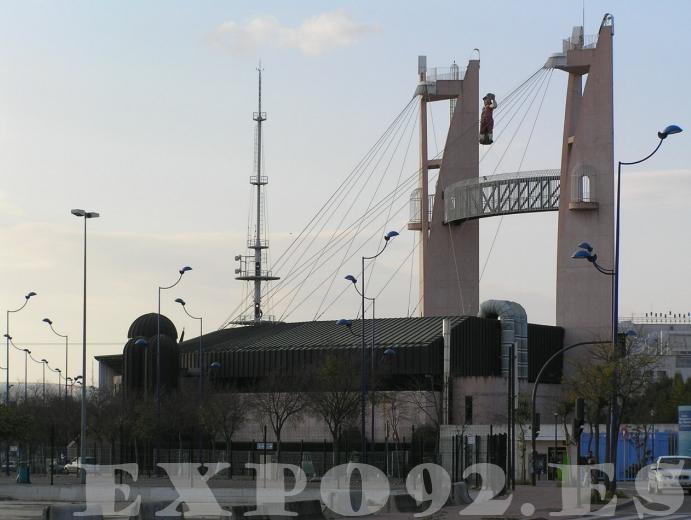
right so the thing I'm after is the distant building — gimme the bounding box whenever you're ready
[621,315,691,380]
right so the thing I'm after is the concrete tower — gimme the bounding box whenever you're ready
[554,17,615,351]
[411,57,480,317]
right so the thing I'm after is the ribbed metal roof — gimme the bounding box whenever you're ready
[178,321,301,354]
[179,316,468,354]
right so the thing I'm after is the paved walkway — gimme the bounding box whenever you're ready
[0,479,637,519]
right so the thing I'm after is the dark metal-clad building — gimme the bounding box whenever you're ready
[97,314,564,424]
[175,316,563,384]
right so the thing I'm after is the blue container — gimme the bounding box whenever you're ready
[16,462,30,484]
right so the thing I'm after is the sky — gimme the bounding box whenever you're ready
[0,0,689,387]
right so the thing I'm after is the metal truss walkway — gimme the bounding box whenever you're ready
[443,169,560,223]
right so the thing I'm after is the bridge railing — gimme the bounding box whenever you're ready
[562,33,599,52]
[425,66,466,82]
[409,188,434,225]
[444,169,561,223]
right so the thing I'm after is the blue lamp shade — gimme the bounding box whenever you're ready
[337,319,352,327]
[344,275,357,284]
[210,361,221,369]
[384,231,400,241]
[576,242,593,253]
[571,249,593,260]
[179,266,193,274]
[134,338,149,347]
[659,125,683,139]
[174,298,186,306]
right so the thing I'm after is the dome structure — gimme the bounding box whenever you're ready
[122,336,147,394]
[127,313,178,341]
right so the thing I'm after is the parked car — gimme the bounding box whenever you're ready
[648,456,691,494]
[64,457,96,474]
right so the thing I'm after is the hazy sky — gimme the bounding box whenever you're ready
[1,1,689,386]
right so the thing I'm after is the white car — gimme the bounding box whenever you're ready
[648,456,691,494]
[64,457,96,474]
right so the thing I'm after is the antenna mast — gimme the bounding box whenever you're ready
[234,67,279,325]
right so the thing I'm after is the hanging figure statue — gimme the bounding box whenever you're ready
[479,93,497,145]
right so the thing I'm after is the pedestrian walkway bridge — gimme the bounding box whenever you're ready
[443,169,561,223]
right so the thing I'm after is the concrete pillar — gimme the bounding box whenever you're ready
[555,24,615,364]
[423,59,480,317]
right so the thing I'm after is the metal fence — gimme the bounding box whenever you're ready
[439,431,507,485]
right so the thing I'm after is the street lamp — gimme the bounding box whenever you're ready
[174,297,204,467]
[40,359,48,405]
[54,368,62,389]
[154,267,191,470]
[371,347,396,445]
[209,362,221,390]
[572,124,682,492]
[71,208,99,484]
[20,349,31,402]
[530,339,609,485]
[42,319,69,401]
[345,274,378,444]
[6,291,37,404]
[5,291,37,474]
[156,268,191,411]
[353,230,399,463]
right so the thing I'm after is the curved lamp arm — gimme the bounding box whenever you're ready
[363,231,400,261]
[160,266,192,291]
[44,320,68,339]
[175,298,202,321]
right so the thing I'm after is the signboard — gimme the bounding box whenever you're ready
[256,442,274,450]
[678,406,691,457]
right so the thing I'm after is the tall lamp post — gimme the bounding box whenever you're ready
[572,123,682,492]
[71,208,99,484]
[5,292,36,475]
[42,319,69,401]
[40,359,48,405]
[155,267,191,468]
[54,368,63,393]
[530,339,609,485]
[174,298,204,467]
[354,230,398,463]
[21,349,30,403]
[344,275,377,443]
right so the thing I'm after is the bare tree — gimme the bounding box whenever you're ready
[251,372,307,462]
[200,389,248,465]
[399,376,444,460]
[308,354,360,464]
[564,341,658,494]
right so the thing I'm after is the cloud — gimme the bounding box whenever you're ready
[208,10,378,57]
